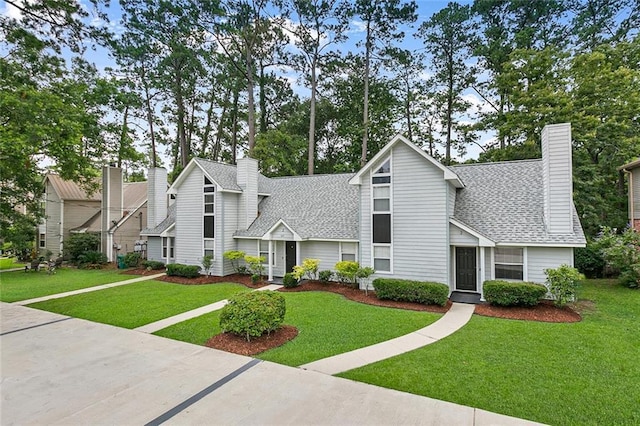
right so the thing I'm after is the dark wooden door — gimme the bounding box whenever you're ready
[456,247,477,291]
[285,241,296,273]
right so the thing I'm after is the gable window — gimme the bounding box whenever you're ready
[259,240,276,266]
[495,247,524,280]
[340,242,357,262]
[162,237,174,259]
[372,158,392,272]
[203,176,215,258]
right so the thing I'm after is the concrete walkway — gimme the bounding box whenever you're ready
[13,273,166,305]
[135,283,283,334]
[0,302,542,425]
[301,302,475,375]
[0,267,25,273]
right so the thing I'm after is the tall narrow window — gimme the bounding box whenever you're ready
[204,176,215,258]
[259,240,276,266]
[372,159,391,272]
[39,233,46,248]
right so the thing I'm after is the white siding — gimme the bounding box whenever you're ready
[631,168,640,220]
[146,237,162,262]
[175,167,203,267]
[271,224,294,240]
[44,182,61,256]
[300,241,341,272]
[449,223,479,246]
[542,123,573,233]
[389,142,449,283]
[220,192,239,275]
[527,246,574,283]
[484,247,492,281]
[447,184,456,217]
[359,172,371,266]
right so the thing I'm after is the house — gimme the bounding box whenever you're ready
[40,167,148,261]
[619,158,640,232]
[143,123,586,299]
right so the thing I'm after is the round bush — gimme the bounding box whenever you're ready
[483,280,547,307]
[219,291,286,341]
[282,272,299,288]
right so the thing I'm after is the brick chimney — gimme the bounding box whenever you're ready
[236,158,258,230]
[147,167,168,229]
[541,123,574,234]
[102,166,123,260]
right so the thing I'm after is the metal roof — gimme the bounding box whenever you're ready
[46,174,101,201]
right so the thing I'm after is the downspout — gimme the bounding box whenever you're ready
[59,200,64,256]
[621,168,634,228]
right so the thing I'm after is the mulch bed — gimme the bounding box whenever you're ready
[475,300,581,323]
[121,267,166,276]
[206,325,298,356]
[156,273,266,288]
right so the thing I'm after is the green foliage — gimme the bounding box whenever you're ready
[201,254,213,276]
[282,272,299,288]
[243,255,265,277]
[292,258,320,280]
[544,264,585,307]
[335,260,360,285]
[373,278,449,307]
[483,280,547,307]
[64,234,101,264]
[77,251,108,269]
[123,252,141,268]
[141,260,165,270]
[0,214,35,261]
[166,263,200,278]
[254,130,307,177]
[596,227,640,288]
[574,243,606,278]
[219,291,286,342]
[251,273,261,284]
[318,270,333,283]
[223,250,245,273]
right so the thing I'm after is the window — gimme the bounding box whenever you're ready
[495,247,524,280]
[259,240,276,266]
[340,242,357,262]
[203,176,215,258]
[372,158,391,272]
[162,237,174,259]
[39,233,45,248]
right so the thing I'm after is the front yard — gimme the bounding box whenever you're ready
[0,268,141,302]
[339,279,640,425]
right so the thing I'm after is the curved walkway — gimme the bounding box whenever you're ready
[300,302,475,375]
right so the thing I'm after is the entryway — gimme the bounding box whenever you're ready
[285,241,296,273]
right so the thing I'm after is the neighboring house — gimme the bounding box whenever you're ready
[143,123,586,299]
[619,158,640,232]
[40,167,148,261]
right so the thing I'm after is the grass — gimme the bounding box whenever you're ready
[0,257,24,270]
[155,291,441,366]
[28,281,249,329]
[339,279,640,425]
[0,268,142,302]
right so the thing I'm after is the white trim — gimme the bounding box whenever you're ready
[453,246,478,293]
[495,242,585,248]
[370,155,393,274]
[493,246,527,281]
[262,219,303,241]
[159,223,175,238]
[349,134,464,188]
[268,240,273,281]
[339,242,358,262]
[168,159,240,194]
[449,218,495,247]
[479,247,486,301]
[296,241,301,266]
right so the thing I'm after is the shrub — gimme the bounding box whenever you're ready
[223,250,245,273]
[201,254,213,276]
[483,280,547,307]
[77,251,108,269]
[123,252,141,268]
[596,227,640,288]
[166,263,201,278]
[545,264,585,307]
[282,272,299,288]
[335,260,360,286]
[357,266,375,294]
[373,278,448,306]
[292,258,320,280]
[244,255,265,277]
[64,233,100,263]
[318,270,333,283]
[574,244,605,278]
[219,291,286,342]
[251,273,261,284]
[142,260,165,270]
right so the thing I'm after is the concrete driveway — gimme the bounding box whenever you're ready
[0,303,542,425]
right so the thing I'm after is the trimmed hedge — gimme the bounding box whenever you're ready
[166,263,200,278]
[373,278,449,306]
[123,252,141,268]
[142,260,165,270]
[219,291,286,341]
[282,272,298,288]
[483,280,547,307]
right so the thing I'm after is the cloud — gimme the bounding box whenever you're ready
[1,1,23,20]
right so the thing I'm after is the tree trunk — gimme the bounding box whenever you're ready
[117,105,129,168]
[142,68,157,168]
[405,79,413,142]
[175,70,189,168]
[212,86,231,161]
[246,46,256,156]
[201,90,217,157]
[259,62,267,133]
[308,58,317,175]
[231,88,239,164]
[361,21,372,167]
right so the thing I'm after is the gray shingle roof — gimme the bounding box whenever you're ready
[141,203,176,236]
[193,158,272,193]
[235,174,359,240]
[451,160,586,245]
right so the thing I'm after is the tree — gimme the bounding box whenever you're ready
[419,2,476,165]
[289,0,350,174]
[350,0,417,166]
[570,0,640,49]
[253,130,308,177]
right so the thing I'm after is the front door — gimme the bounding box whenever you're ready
[285,241,297,273]
[456,247,477,291]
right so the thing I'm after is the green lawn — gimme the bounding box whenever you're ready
[0,258,24,270]
[339,280,640,425]
[0,268,142,302]
[155,291,441,366]
[28,281,249,329]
